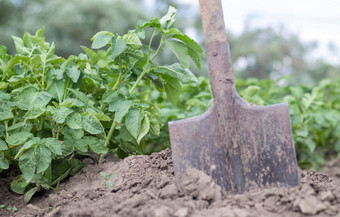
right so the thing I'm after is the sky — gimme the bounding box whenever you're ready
[180,0,340,63]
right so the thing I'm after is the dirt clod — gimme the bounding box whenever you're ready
[1,149,340,217]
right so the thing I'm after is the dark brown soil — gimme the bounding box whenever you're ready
[1,149,340,217]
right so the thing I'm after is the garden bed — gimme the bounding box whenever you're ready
[1,149,339,217]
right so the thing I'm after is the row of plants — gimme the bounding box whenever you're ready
[0,7,204,202]
[146,76,340,171]
[1,6,339,203]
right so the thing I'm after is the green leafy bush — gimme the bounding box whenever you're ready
[0,7,204,202]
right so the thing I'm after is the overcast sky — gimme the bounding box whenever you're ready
[181,0,340,63]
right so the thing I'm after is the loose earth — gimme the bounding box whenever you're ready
[1,149,339,217]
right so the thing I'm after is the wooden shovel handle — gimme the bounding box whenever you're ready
[199,0,235,99]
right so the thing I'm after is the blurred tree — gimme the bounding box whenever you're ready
[228,23,316,81]
[228,21,340,84]
[0,0,147,56]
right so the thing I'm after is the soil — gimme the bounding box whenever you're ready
[1,149,340,217]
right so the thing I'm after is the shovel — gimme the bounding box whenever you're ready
[169,0,300,193]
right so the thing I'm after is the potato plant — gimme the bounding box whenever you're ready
[0,7,204,202]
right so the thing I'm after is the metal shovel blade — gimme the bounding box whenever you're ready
[168,0,300,193]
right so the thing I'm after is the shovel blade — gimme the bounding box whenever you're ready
[169,101,300,193]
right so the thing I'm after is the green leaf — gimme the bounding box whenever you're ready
[0,152,9,169]
[100,171,106,179]
[159,6,177,29]
[11,175,29,194]
[140,18,163,31]
[69,158,85,175]
[35,27,45,37]
[123,33,142,49]
[173,34,205,57]
[74,139,88,153]
[4,56,29,78]
[109,98,132,123]
[46,42,55,59]
[110,37,127,59]
[6,132,33,146]
[0,82,8,90]
[83,136,108,154]
[149,113,160,136]
[15,138,39,159]
[12,85,39,110]
[164,76,182,105]
[11,36,30,55]
[116,126,135,142]
[188,47,201,69]
[30,55,41,67]
[124,47,144,59]
[68,88,89,105]
[92,113,112,121]
[66,66,81,83]
[66,112,83,129]
[24,187,39,203]
[81,46,99,64]
[23,107,45,120]
[134,20,147,39]
[19,148,35,182]
[51,158,70,181]
[125,108,144,139]
[7,122,25,132]
[47,80,65,103]
[296,127,309,138]
[137,114,150,144]
[82,115,102,134]
[0,109,13,121]
[102,90,118,103]
[91,31,114,49]
[43,138,62,155]
[242,86,260,100]
[306,138,316,153]
[36,145,51,173]
[0,139,7,151]
[64,128,84,140]
[155,63,197,84]
[52,107,73,124]
[165,40,189,68]
[33,91,52,108]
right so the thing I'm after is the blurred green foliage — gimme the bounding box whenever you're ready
[0,0,150,56]
[228,23,340,85]
[145,76,340,170]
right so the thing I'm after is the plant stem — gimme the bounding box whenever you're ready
[112,57,123,90]
[68,153,74,162]
[100,120,117,163]
[150,36,165,61]
[112,72,122,90]
[39,116,44,131]
[129,66,149,94]
[129,32,165,94]
[104,121,117,148]
[4,121,8,138]
[50,168,71,186]
[148,29,157,53]
[41,59,47,90]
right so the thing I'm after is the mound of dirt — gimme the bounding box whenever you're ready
[1,149,340,217]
